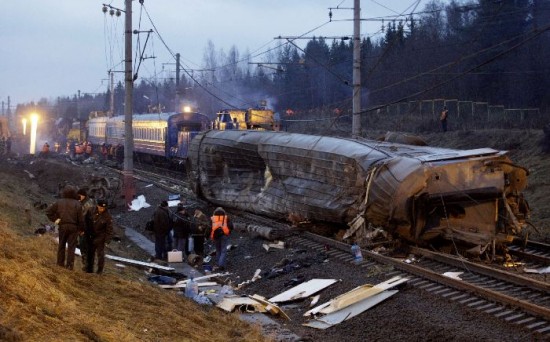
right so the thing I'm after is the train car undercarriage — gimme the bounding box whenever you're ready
[188,130,530,258]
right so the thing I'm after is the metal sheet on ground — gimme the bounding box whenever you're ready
[268,279,338,303]
[303,290,398,329]
[304,276,408,316]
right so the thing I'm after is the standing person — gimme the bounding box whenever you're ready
[40,142,50,157]
[153,200,172,261]
[190,208,209,257]
[0,136,5,155]
[77,188,96,272]
[88,199,113,274]
[440,106,449,132]
[46,185,84,270]
[172,203,190,254]
[209,207,233,271]
[5,136,11,155]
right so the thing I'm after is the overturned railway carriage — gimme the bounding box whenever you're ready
[188,130,530,254]
[87,112,210,161]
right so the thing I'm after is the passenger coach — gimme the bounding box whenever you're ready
[87,111,210,162]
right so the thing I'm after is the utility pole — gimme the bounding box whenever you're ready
[77,90,82,141]
[123,0,135,206]
[109,70,115,117]
[7,96,12,132]
[175,53,181,112]
[352,0,362,138]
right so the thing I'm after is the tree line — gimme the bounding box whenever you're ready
[16,0,550,129]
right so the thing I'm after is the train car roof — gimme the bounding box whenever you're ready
[89,112,206,123]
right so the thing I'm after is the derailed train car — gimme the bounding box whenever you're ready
[188,130,530,256]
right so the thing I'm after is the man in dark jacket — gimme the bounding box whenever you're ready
[88,199,113,274]
[77,188,96,273]
[153,200,172,260]
[46,185,84,270]
[172,203,190,253]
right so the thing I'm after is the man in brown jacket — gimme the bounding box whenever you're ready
[46,185,84,270]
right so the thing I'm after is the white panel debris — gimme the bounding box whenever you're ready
[128,195,151,211]
[268,279,339,303]
[304,276,408,316]
[303,290,399,329]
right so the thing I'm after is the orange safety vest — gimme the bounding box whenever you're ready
[210,214,230,240]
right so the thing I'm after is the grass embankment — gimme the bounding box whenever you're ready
[0,171,267,342]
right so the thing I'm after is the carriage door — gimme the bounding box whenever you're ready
[177,129,192,159]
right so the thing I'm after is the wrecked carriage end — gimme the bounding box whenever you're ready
[188,130,530,256]
[361,146,530,254]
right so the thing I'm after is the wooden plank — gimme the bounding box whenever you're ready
[303,290,398,329]
[268,279,338,303]
[158,281,217,289]
[160,273,230,289]
[105,254,175,272]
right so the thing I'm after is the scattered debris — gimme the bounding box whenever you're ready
[247,224,278,240]
[249,294,291,320]
[268,279,339,303]
[524,266,550,274]
[34,224,56,235]
[443,272,464,280]
[24,170,35,179]
[304,276,409,317]
[236,269,262,290]
[106,254,175,272]
[158,273,230,289]
[310,295,320,307]
[303,290,399,329]
[217,296,269,313]
[167,249,183,263]
[503,261,525,267]
[148,275,177,285]
[128,195,151,211]
[262,241,286,252]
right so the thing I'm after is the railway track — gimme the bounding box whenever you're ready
[281,231,550,337]
[509,239,550,267]
[122,164,550,337]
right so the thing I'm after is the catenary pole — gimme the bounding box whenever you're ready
[110,70,115,117]
[352,0,362,137]
[175,53,181,112]
[123,0,135,206]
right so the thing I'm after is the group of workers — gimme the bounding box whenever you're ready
[46,185,233,274]
[38,140,124,164]
[46,185,113,274]
[152,201,233,271]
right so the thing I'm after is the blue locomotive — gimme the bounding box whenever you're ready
[87,111,210,163]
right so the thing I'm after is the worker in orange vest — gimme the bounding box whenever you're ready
[209,207,233,271]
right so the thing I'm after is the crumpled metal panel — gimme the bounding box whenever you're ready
[188,130,529,248]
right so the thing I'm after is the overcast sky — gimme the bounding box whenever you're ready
[0,0,427,107]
